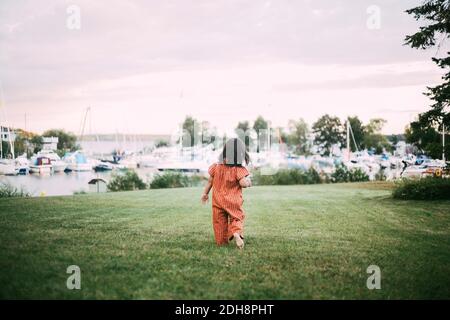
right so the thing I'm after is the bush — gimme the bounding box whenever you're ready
[150,172,205,189]
[392,177,450,200]
[0,183,30,198]
[107,170,147,192]
[252,168,322,185]
[331,165,369,183]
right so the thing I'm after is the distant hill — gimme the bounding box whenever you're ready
[79,134,171,142]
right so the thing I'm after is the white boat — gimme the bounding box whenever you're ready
[118,158,138,169]
[138,154,162,168]
[63,151,92,172]
[401,159,446,178]
[37,150,67,172]
[94,161,114,171]
[0,159,16,175]
[14,155,30,175]
[29,156,52,174]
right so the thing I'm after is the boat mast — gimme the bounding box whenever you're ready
[346,120,350,161]
[5,125,14,159]
[79,107,90,148]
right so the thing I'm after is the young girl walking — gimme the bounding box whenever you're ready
[201,138,252,249]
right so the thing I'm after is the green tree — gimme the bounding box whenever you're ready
[312,115,344,156]
[405,0,450,159]
[12,132,26,157]
[30,135,43,154]
[253,116,269,153]
[155,140,168,148]
[405,120,443,158]
[1,141,12,158]
[235,121,251,148]
[387,134,402,146]
[235,121,250,135]
[200,121,215,145]
[42,129,79,155]
[287,118,310,155]
[363,119,391,154]
[181,116,201,147]
[274,127,288,145]
[347,116,364,152]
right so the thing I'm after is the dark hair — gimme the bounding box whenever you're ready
[219,138,250,166]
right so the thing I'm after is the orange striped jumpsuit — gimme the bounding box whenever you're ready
[208,163,249,245]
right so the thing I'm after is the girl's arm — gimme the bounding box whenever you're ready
[239,176,252,188]
[201,176,213,204]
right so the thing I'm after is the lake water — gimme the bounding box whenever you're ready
[79,140,156,157]
[0,168,158,197]
[0,139,163,197]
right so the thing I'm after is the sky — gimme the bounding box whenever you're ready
[0,0,448,136]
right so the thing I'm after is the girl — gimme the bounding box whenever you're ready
[201,138,252,249]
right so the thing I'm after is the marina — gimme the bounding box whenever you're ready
[1,138,448,196]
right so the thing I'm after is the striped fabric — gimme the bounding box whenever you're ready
[208,163,249,245]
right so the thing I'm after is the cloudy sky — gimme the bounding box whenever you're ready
[0,0,447,135]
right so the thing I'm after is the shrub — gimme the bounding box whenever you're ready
[107,170,147,192]
[0,183,30,198]
[150,172,188,189]
[252,168,322,185]
[392,177,450,200]
[150,172,206,189]
[189,174,208,187]
[331,165,369,183]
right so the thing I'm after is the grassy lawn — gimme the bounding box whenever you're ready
[0,183,449,299]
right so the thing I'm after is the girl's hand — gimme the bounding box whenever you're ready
[201,193,209,204]
[239,177,252,188]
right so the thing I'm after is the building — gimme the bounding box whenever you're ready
[0,126,16,142]
[42,137,59,151]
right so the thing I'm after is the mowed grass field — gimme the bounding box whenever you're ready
[0,183,449,299]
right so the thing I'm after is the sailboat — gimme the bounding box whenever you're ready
[63,150,92,172]
[66,107,98,172]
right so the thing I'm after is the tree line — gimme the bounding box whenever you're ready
[180,114,393,156]
[1,129,79,158]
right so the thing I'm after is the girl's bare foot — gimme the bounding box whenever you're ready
[233,232,244,249]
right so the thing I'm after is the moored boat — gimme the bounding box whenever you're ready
[94,161,114,172]
[29,156,52,174]
[0,159,16,175]
[37,150,67,173]
[63,151,92,172]
[14,155,30,175]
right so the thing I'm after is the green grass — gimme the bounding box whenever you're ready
[0,183,449,299]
